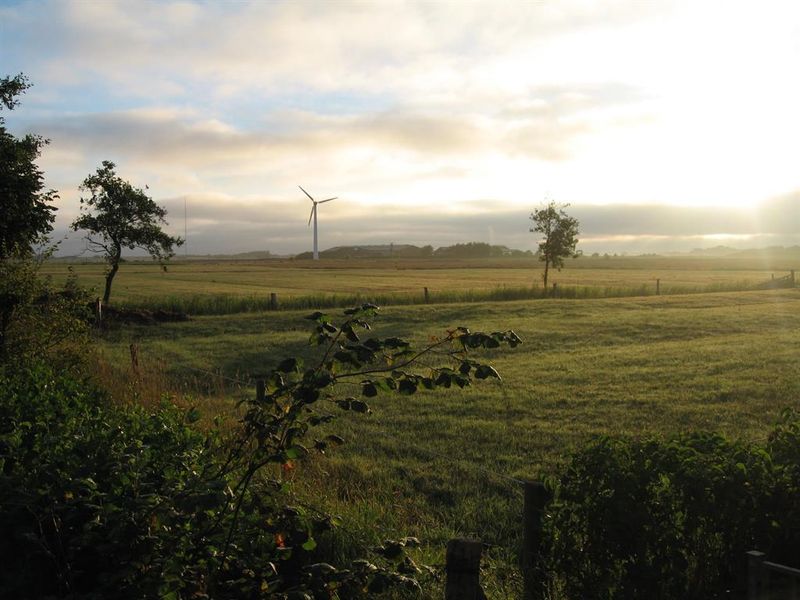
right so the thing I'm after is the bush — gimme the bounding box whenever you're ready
[545,413,800,599]
[0,253,92,369]
[0,363,215,597]
[1,306,518,598]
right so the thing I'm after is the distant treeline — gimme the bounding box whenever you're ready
[294,242,534,260]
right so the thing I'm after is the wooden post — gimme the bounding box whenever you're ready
[256,379,265,404]
[791,270,796,286]
[129,343,139,376]
[445,538,485,600]
[656,279,660,295]
[424,287,430,304]
[747,550,765,600]
[95,297,103,326]
[269,293,278,310]
[523,481,551,600]
[552,282,557,297]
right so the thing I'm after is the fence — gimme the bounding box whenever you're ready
[748,551,800,600]
[760,270,796,289]
[445,481,551,599]
[108,269,797,317]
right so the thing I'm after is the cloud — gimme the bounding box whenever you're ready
[54,190,799,258]
[6,0,800,249]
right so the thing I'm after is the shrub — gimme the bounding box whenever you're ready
[0,252,92,369]
[1,304,519,598]
[545,413,800,599]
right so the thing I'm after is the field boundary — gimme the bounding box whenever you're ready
[113,275,797,316]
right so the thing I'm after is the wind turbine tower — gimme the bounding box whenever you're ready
[299,185,337,260]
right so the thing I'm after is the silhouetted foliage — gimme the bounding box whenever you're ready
[530,201,580,289]
[0,74,58,258]
[544,415,800,599]
[0,250,91,367]
[71,161,183,304]
[0,305,519,598]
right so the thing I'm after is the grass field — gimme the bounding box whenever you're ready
[94,285,800,597]
[42,255,797,314]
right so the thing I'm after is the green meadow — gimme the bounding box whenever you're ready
[92,263,800,597]
[42,254,796,314]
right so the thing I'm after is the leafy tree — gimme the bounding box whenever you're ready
[71,161,183,304]
[529,200,580,289]
[0,73,58,258]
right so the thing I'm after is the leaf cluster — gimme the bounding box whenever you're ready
[240,304,520,471]
[545,414,800,599]
[0,74,58,258]
[71,161,183,264]
[0,303,519,598]
[0,252,92,368]
[529,200,580,270]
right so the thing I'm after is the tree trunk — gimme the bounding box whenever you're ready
[542,258,550,290]
[103,248,121,304]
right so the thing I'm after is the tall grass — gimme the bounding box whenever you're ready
[118,279,763,315]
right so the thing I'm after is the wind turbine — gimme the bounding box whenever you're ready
[299,185,337,260]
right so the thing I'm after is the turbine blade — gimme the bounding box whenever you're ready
[298,185,314,202]
[307,205,315,227]
[318,197,337,204]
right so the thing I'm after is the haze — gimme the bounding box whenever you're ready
[2,0,799,255]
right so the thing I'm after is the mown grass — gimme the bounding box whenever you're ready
[94,288,800,598]
[41,255,794,314]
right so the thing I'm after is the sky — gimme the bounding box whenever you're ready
[2,0,800,256]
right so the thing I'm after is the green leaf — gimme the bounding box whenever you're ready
[276,357,301,373]
[475,365,501,380]
[184,407,200,423]
[384,337,410,349]
[302,538,317,551]
[305,311,328,322]
[351,399,371,413]
[374,377,396,392]
[398,378,418,395]
[335,398,354,410]
[276,547,293,560]
[343,324,360,343]
[420,377,436,390]
[286,445,309,459]
[435,372,452,388]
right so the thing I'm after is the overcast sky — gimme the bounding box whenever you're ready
[2,0,799,255]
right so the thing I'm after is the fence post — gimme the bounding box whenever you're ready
[791,270,796,286]
[445,538,485,600]
[129,343,140,376]
[256,379,265,404]
[656,279,660,295]
[747,550,765,600]
[552,283,557,297]
[270,293,278,310]
[424,287,430,304]
[523,481,551,599]
[95,297,103,326]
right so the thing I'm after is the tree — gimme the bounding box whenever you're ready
[0,73,58,258]
[530,200,580,289]
[71,161,183,304]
